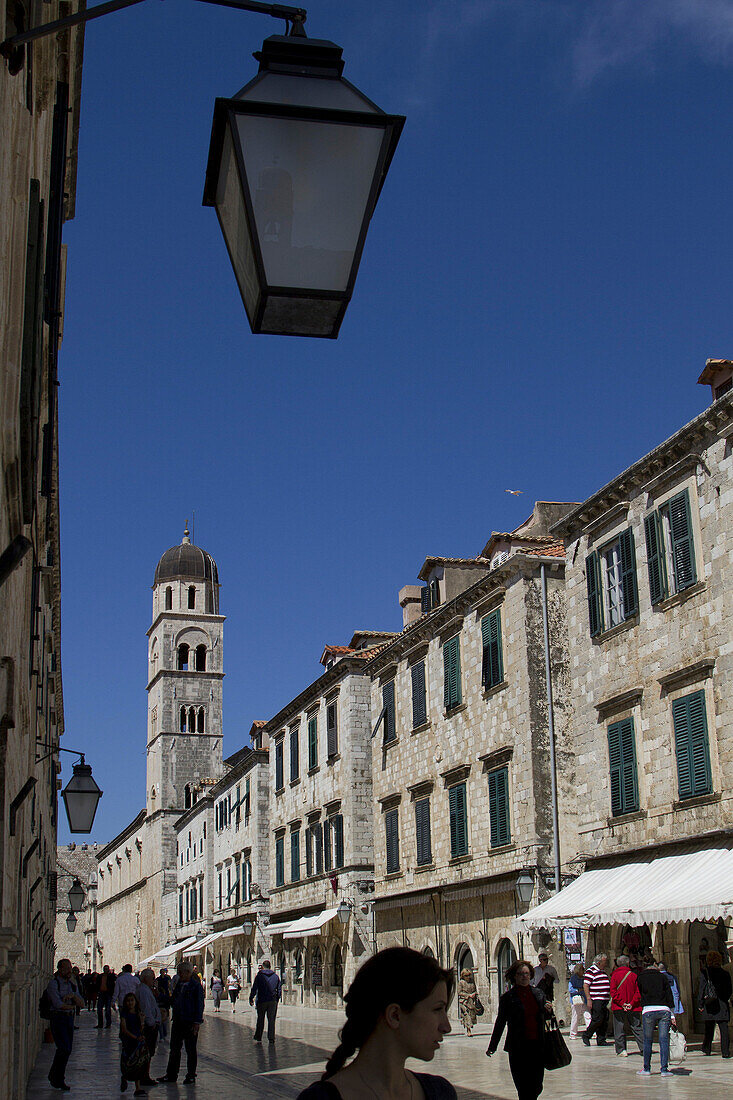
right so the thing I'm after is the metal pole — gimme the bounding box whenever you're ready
[540,563,561,894]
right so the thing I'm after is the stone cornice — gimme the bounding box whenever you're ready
[595,687,644,721]
[146,669,224,691]
[97,876,148,910]
[262,658,371,734]
[96,809,147,860]
[552,393,733,539]
[658,658,716,695]
[147,611,226,637]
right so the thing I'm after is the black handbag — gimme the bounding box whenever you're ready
[474,994,484,1017]
[543,1013,572,1071]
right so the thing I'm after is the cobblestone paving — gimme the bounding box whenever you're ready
[27,1004,732,1099]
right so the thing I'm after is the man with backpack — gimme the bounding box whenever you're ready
[43,959,84,1090]
[249,959,281,1043]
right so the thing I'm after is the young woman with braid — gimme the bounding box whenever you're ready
[297,947,457,1100]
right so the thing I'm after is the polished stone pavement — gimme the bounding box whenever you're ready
[27,1003,732,1099]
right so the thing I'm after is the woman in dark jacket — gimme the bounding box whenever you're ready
[487,960,549,1100]
[699,950,732,1058]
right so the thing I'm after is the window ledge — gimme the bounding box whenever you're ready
[326,753,341,766]
[607,809,647,827]
[449,853,472,866]
[275,786,284,797]
[411,721,431,735]
[289,778,301,788]
[488,842,515,854]
[308,766,320,776]
[656,580,706,612]
[385,870,403,880]
[444,702,467,719]
[414,863,435,874]
[382,737,400,750]
[593,615,639,644]
[483,680,508,701]
[672,790,719,811]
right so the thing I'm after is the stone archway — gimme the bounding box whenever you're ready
[496,938,517,998]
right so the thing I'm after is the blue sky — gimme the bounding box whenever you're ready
[57,0,733,842]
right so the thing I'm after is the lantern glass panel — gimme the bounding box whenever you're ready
[62,763,103,833]
[216,126,260,322]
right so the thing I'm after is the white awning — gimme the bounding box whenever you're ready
[283,908,339,940]
[183,930,226,956]
[142,936,200,964]
[513,846,733,931]
[266,920,295,938]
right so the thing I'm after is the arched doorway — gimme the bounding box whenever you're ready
[454,943,474,1020]
[422,946,435,958]
[497,939,517,998]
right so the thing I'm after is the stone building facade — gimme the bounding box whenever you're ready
[264,635,395,1008]
[366,503,576,1025]
[549,369,733,1028]
[53,844,99,973]
[97,531,225,968]
[1,8,84,1097]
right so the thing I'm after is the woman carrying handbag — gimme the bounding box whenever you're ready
[486,960,556,1100]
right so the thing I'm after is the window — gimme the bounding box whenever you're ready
[607,718,639,816]
[188,706,196,732]
[180,706,187,732]
[290,726,300,782]
[448,782,468,858]
[324,817,332,871]
[645,488,697,604]
[275,836,285,887]
[382,680,396,743]
[275,739,284,791]
[414,797,432,866]
[195,644,206,671]
[244,777,251,820]
[226,866,231,905]
[443,635,462,710]
[385,808,400,873]
[165,586,172,610]
[184,784,192,809]
[672,690,712,800]
[586,529,638,636]
[291,829,300,882]
[332,814,344,869]
[487,767,511,846]
[197,708,205,733]
[243,858,251,901]
[420,577,441,612]
[411,661,427,728]
[177,644,189,671]
[188,586,196,609]
[308,715,318,770]
[326,701,338,757]
[481,608,504,689]
[179,889,183,925]
[306,820,323,876]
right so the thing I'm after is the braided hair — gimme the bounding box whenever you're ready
[322,947,454,1079]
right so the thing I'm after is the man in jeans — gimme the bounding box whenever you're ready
[582,953,611,1046]
[250,959,282,1043]
[158,963,205,1084]
[46,959,84,1090]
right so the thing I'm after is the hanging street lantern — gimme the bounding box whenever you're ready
[66,912,77,933]
[242,918,254,935]
[203,32,405,338]
[68,878,85,913]
[336,899,351,925]
[61,755,103,834]
[515,872,535,908]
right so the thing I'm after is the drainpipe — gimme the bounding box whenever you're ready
[540,563,561,894]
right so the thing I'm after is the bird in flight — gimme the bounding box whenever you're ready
[505,489,523,495]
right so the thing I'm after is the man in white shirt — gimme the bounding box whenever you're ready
[46,959,84,1090]
[113,963,140,1007]
[137,968,162,1086]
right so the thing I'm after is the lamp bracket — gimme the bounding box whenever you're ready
[34,746,86,766]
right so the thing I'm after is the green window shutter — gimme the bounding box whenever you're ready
[382,680,396,742]
[308,716,318,769]
[673,691,712,800]
[618,528,639,619]
[385,809,399,873]
[443,636,462,709]
[333,815,344,868]
[411,661,427,728]
[324,818,332,871]
[314,821,323,873]
[275,740,284,790]
[668,489,697,591]
[275,837,284,887]
[644,511,668,605]
[414,798,432,865]
[481,608,504,689]
[449,783,468,858]
[305,826,313,876]
[290,831,300,882]
[607,718,639,816]
[290,729,299,781]
[488,767,511,847]
[585,551,604,636]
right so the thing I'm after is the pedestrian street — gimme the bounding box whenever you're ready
[27,1003,732,1100]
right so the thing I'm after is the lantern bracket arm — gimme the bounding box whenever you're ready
[34,745,87,766]
[1,0,306,56]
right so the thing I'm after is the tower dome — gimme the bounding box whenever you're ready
[154,525,219,587]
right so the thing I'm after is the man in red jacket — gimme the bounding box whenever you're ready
[610,954,643,1056]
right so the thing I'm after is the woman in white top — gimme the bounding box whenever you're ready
[227,970,241,1012]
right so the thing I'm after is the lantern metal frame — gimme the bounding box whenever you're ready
[66,912,78,932]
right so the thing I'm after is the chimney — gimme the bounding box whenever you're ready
[697,359,733,405]
[399,585,422,629]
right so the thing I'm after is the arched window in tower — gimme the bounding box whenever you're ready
[177,644,189,671]
[180,706,187,732]
[188,706,196,734]
[195,644,206,672]
[188,586,196,610]
[184,785,192,809]
[165,586,172,610]
[197,708,205,733]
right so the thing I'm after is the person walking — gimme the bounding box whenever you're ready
[114,964,141,1010]
[86,971,100,1013]
[137,968,162,1085]
[582,954,611,1047]
[636,958,675,1077]
[250,958,282,1043]
[97,965,114,1028]
[296,946,456,1099]
[156,969,172,1040]
[568,964,590,1039]
[458,969,478,1036]
[531,953,559,1005]
[226,968,241,1013]
[210,970,224,1012]
[45,958,84,1091]
[610,955,643,1057]
[158,962,205,1085]
[699,950,732,1058]
[119,992,150,1096]
[487,959,550,1100]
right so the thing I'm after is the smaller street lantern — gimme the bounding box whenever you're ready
[204,33,404,338]
[68,878,85,913]
[66,912,77,933]
[242,918,254,935]
[336,899,351,925]
[62,756,103,834]
[515,872,535,908]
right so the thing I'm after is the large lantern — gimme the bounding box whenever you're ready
[61,757,103,834]
[203,34,404,338]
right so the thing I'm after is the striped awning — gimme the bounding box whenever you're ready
[513,846,733,931]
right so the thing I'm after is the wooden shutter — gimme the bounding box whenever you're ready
[276,837,284,886]
[290,831,300,881]
[443,636,461,709]
[275,740,283,790]
[411,661,427,728]
[315,821,323,874]
[421,587,430,613]
[607,718,639,816]
[382,680,396,742]
[449,783,468,858]
[414,798,432,865]
[488,767,511,847]
[385,809,399,873]
[618,528,639,619]
[673,691,712,800]
[333,815,344,868]
[308,716,318,769]
[644,511,668,604]
[668,489,697,592]
[326,702,338,757]
[481,608,504,689]
[585,551,604,636]
[290,728,299,781]
[323,819,332,871]
[305,826,313,876]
